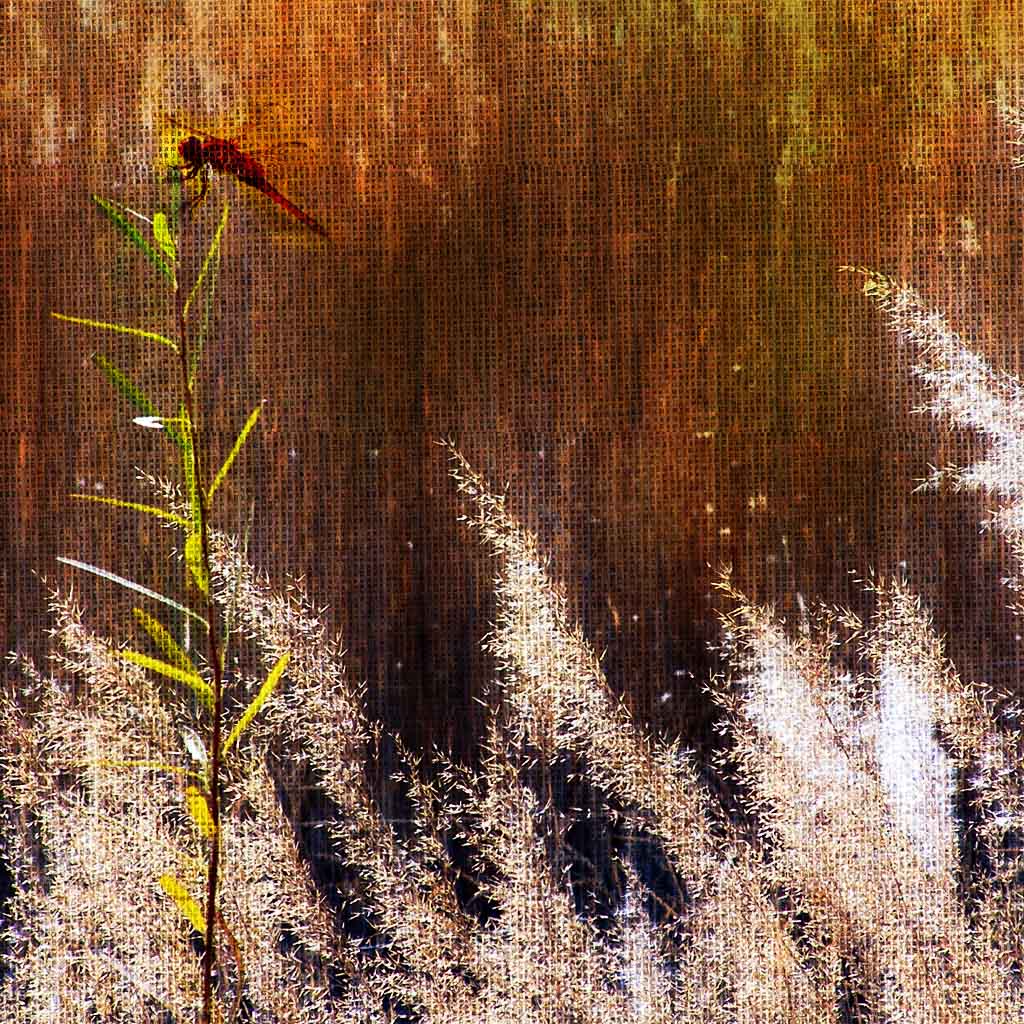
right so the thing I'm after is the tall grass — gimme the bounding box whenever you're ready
[5,117,1024,1021]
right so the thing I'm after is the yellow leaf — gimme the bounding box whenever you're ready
[70,493,189,527]
[185,785,216,839]
[51,311,178,351]
[208,402,263,500]
[184,203,230,320]
[112,647,214,711]
[158,873,206,934]
[132,607,197,676]
[222,652,290,756]
[185,532,209,597]
[153,211,177,262]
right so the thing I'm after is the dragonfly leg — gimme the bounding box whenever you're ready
[175,161,201,181]
[188,166,210,210]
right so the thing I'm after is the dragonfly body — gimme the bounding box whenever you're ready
[178,133,327,238]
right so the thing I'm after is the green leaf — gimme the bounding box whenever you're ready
[92,352,158,413]
[185,785,216,839]
[167,168,182,237]
[153,211,177,263]
[179,409,203,535]
[132,607,197,675]
[90,353,185,450]
[71,493,189,528]
[184,204,229,386]
[208,402,264,500]
[184,532,209,597]
[52,312,177,352]
[184,203,229,321]
[92,195,174,282]
[56,556,208,629]
[158,874,206,934]
[112,647,214,711]
[222,652,290,756]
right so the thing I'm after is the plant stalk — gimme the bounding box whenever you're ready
[174,215,226,1024]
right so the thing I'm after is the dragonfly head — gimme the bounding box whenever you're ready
[178,135,204,165]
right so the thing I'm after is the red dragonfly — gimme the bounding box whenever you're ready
[174,122,328,238]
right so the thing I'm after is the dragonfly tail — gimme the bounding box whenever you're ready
[257,181,328,238]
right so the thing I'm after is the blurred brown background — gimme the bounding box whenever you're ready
[3,2,1024,767]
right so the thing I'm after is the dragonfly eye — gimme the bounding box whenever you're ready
[179,136,203,162]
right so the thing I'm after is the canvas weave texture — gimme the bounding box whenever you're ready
[2,3,1024,1021]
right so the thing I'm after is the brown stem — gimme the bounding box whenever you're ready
[216,909,246,1024]
[174,215,226,1024]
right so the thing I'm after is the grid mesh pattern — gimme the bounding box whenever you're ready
[3,4,1024,1021]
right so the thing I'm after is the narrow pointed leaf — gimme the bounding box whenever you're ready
[222,652,290,756]
[179,410,203,534]
[112,647,214,710]
[184,532,209,596]
[52,312,177,351]
[71,493,189,527]
[186,205,228,386]
[90,353,185,450]
[208,402,264,499]
[92,352,159,414]
[153,211,177,262]
[132,607,197,674]
[185,785,216,839]
[184,203,229,321]
[93,195,174,282]
[56,556,208,628]
[158,874,206,934]
[167,166,182,236]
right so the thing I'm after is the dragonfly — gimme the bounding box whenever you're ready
[173,120,328,238]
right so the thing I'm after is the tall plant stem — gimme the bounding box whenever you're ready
[174,217,226,1024]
